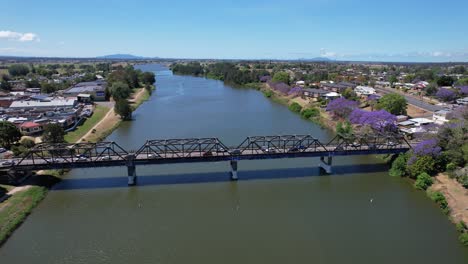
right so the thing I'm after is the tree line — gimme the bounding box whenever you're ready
[107,65,155,120]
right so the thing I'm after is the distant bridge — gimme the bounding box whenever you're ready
[1,133,413,185]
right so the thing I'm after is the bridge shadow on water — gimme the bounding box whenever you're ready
[52,163,390,191]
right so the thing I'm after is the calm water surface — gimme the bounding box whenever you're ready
[1,64,467,263]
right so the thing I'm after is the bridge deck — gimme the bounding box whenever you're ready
[2,144,410,171]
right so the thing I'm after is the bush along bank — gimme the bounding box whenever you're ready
[388,110,468,246]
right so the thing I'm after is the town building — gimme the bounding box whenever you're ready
[354,86,375,96]
[19,122,44,136]
[63,80,107,101]
[9,98,77,110]
[432,110,451,125]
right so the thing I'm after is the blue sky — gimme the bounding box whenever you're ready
[1,0,467,62]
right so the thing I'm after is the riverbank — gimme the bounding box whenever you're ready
[431,174,468,225]
[259,83,337,131]
[0,169,64,245]
[0,87,153,246]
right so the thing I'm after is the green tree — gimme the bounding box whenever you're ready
[288,102,302,113]
[427,191,450,215]
[414,172,433,190]
[144,84,153,95]
[342,88,358,100]
[376,93,407,115]
[115,99,133,120]
[301,108,319,119]
[141,72,156,85]
[407,155,436,178]
[111,81,131,101]
[388,75,398,85]
[263,90,273,98]
[389,153,408,177]
[271,72,290,84]
[437,76,454,87]
[20,138,36,148]
[336,121,353,136]
[0,75,12,91]
[8,64,30,76]
[0,121,22,149]
[42,123,65,143]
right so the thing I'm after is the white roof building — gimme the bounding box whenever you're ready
[409,118,434,126]
[433,110,451,125]
[354,86,376,95]
[9,98,77,109]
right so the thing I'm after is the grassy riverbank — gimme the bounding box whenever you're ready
[259,83,335,131]
[64,105,109,143]
[0,186,47,245]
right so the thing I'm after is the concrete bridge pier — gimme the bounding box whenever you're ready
[319,156,333,174]
[126,154,137,186]
[230,160,238,180]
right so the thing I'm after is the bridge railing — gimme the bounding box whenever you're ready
[15,141,129,167]
[235,135,328,154]
[326,132,412,151]
[134,138,231,159]
[6,133,415,169]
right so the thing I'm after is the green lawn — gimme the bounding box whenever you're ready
[0,186,47,245]
[64,105,109,143]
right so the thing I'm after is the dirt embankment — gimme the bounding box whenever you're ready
[430,174,468,225]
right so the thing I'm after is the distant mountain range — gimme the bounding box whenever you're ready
[298,57,333,62]
[96,54,157,59]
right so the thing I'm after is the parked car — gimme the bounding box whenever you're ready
[229,149,241,155]
[100,155,112,161]
[289,147,299,152]
[387,141,398,147]
[46,158,64,163]
[76,156,88,162]
[148,154,158,159]
[203,151,213,157]
[0,147,6,153]
[261,146,276,153]
[1,160,15,166]
[351,142,361,148]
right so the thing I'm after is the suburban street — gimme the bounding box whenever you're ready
[374,87,445,112]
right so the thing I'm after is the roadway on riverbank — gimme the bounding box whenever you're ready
[374,87,444,112]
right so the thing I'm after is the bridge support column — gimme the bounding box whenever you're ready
[230,160,238,180]
[319,156,332,174]
[126,154,137,186]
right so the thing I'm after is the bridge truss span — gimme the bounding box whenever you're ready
[2,133,414,185]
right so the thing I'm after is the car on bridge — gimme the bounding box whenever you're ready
[1,160,15,166]
[203,151,213,157]
[229,149,241,155]
[99,155,112,161]
[261,146,276,153]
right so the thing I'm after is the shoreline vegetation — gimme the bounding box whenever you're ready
[0,65,156,246]
[171,61,468,246]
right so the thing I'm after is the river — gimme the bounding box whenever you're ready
[1,64,467,263]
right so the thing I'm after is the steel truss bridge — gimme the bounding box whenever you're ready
[2,133,413,185]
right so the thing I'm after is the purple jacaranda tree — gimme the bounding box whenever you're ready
[267,81,290,94]
[413,138,442,157]
[436,88,456,102]
[326,98,359,118]
[288,86,303,97]
[456,86,468,95]
[349,109,397,132]
[407,138,442,166]
[259,75,271,82]
[449,105,468,121]
[367,94,380,110]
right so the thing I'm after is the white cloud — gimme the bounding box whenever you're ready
[0,30,40,42]
[319,48,337,58]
